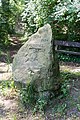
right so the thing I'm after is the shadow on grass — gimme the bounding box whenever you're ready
[60,71,80,80]
[0,105,6,118]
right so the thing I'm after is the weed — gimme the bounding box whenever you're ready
[20,83,37,106]
[60,72,72,80]
[19,72,71,113]
[52,103,67,115]
[58,54,80,63]
[19,78,70,113]
[0,80,15,90]
[77,104,80,111]
[13,114,17,120]
[0,80,17,98]
[6,51,11,64]
[33,95,48,113]
[60,80,70,98]
[19,83,49,113]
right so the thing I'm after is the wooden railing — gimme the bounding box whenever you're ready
[54,40,80,55]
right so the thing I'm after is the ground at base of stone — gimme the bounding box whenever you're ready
[0,61,80,120]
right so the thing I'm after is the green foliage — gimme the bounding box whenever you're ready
[77,104,80,111]
[22,0,80,41]
[57,71,71,98]
[0,80,16,96]
[19,83,49,113]
[0,0,80,46]
[20,83,37,106]
[52,103,67,115]
[60,80,70,97]
[22,0,58,37]
[0,80,15,89]
[33,97,47,113]
[20,85,48,113]
[13,115,17,120]
[19,70,72,112]
[19,77,70,113]
[58,54,80,63]
[0,0,25,46]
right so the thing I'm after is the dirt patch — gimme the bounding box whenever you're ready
[60,61,80,73]
[0,62,12,81]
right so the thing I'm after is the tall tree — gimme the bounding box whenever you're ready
[0,0,10,45]
[0,0,25,46]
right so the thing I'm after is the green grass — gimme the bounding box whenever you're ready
[58,54,80,63]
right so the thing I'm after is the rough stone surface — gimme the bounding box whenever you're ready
[12,24,59,92]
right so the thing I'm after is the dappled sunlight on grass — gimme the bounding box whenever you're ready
[60,62,80,76]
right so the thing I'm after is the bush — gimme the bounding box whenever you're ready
[0,0,24,46]
[22,0,80,41]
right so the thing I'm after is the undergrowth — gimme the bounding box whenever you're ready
[58,54,80,63]
[19,72,71,113]
[0,80,17,98]
[1,71,79,114]
[19,83,48,113]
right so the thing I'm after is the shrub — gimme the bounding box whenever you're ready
[22,0,80,41]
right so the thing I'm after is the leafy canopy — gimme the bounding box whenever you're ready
[0,0,25,46]
[22,0,80,41]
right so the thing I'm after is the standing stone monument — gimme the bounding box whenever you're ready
[12,24,60,92]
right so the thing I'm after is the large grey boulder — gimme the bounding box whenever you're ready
[12,24,60,92]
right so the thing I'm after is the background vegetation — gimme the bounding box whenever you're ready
[0,0,80,61]
[0,0,80,43]
[22,0,80,41]
[0,0,24,46]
